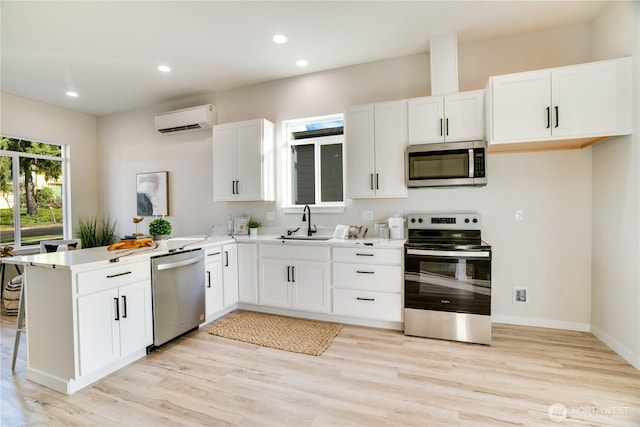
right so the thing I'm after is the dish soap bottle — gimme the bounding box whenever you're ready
[226,214,234,236]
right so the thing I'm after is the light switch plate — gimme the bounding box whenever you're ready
[363,210,374,221]
[267,211,275,221]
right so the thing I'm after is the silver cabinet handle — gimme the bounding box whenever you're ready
[356,297,375,302]
[355,253,374,257]
[356,270,374,274]
[156,255,204,271]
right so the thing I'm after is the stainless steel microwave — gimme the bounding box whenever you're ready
[406,140,487,188]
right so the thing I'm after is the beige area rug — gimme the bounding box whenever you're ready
[208,311,342,356]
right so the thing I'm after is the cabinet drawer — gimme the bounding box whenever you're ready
[332,263,401,292]
[204,246,223,265]
[333,289,401,322]
[259,243,329,261]
[333,247,401,265]
[77,261,150,295]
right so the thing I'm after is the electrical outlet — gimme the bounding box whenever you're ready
[513,287,528,303]
[266,211,275,221]
[363,210,374,221]
[515,209,524,221]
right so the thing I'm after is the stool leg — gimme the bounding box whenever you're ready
[0,264,5,303]
[12,283,25,371]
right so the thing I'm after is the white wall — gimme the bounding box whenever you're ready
[97,24,596,331]
[0,92,99,235]
[590,1,640,369]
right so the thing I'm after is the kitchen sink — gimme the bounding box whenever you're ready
[276,235,332,241]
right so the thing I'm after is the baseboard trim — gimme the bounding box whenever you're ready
[590,324,640,371]
[491,315,591,332]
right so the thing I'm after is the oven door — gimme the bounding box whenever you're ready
[404,247,491,315]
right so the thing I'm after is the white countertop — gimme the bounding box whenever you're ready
[1,235,236,270]
[234,234,406,249]
[2,233,405,270]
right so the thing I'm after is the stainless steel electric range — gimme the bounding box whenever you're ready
[404,213,492,345]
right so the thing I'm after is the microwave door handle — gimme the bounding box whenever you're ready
[468,149,474,178]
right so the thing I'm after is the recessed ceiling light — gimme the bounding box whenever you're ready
[158,65,171,73]
[65,91,78,98]
[272,33,287,44]
[296,59,308,67]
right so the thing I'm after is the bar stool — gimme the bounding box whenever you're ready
[0,246,22,302]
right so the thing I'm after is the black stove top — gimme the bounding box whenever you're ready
[406,213,491,251]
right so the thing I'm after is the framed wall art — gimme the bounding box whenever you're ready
[234,216,249,235]
[137,171,169,216]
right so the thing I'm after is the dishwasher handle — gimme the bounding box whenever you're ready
[156,255,204,271]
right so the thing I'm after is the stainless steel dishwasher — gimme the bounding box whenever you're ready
[150,248,205,348]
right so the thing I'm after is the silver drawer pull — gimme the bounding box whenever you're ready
[355,253,374,257]
[356,297,375,302]
[106,271,132,279]
[441,299,451,304]
[356,270,374,274]
[207,252,221,256]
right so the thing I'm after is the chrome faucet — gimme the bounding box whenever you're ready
[302,204,317,237]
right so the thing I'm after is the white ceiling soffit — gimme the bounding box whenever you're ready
[0,1,608,116]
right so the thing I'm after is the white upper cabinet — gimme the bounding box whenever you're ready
[408,90,484,144]
[212,118,274,201]
[487,57,632,151]
[346,100,407,199]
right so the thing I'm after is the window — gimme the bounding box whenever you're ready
[0,137,68,249]
[284,115,344,209]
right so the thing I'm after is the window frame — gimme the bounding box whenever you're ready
[0,138,71,251]
[281,114,345,213]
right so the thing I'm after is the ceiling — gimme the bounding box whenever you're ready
[1,1,608,117]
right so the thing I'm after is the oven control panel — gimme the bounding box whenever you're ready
[407,213,481,230]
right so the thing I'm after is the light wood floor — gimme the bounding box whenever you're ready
[2,309,638,426]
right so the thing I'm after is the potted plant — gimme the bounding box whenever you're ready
[76,215,118,248]
[148,217,172,240]
[248,219,261,236]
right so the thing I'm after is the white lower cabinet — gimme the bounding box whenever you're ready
[222,243,239,307]
[76,263,152,378]
[332,247,402,322]
[204,246,224,318]
[237,243,258,303]
[258,243,329,313]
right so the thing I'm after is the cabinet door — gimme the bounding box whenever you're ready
[489,70,551,144]
[408,96,444,144]
[258,258,292,308]
[212,125,237,201]
[222,244,239,307]
[346,104,376,198]
[235,120,263,200]
[205,258,224,317]
[291,261,328,313]
[552,61,617,138]
[444,90,484,142]
[373,100,407,198]
[238,243,258,303]
[77,288,120,376]
[118,281,153,359]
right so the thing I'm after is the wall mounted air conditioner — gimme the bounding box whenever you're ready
[154,104,217,134]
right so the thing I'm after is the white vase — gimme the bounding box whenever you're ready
[249,228,258,237]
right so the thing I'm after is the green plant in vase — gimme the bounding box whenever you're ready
[76,215,117,248]
[248,219,261,236]
[148,217,172,240]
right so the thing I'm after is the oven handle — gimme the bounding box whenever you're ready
[406,248,491,258]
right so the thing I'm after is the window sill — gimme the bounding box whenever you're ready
[281,205,345,214]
